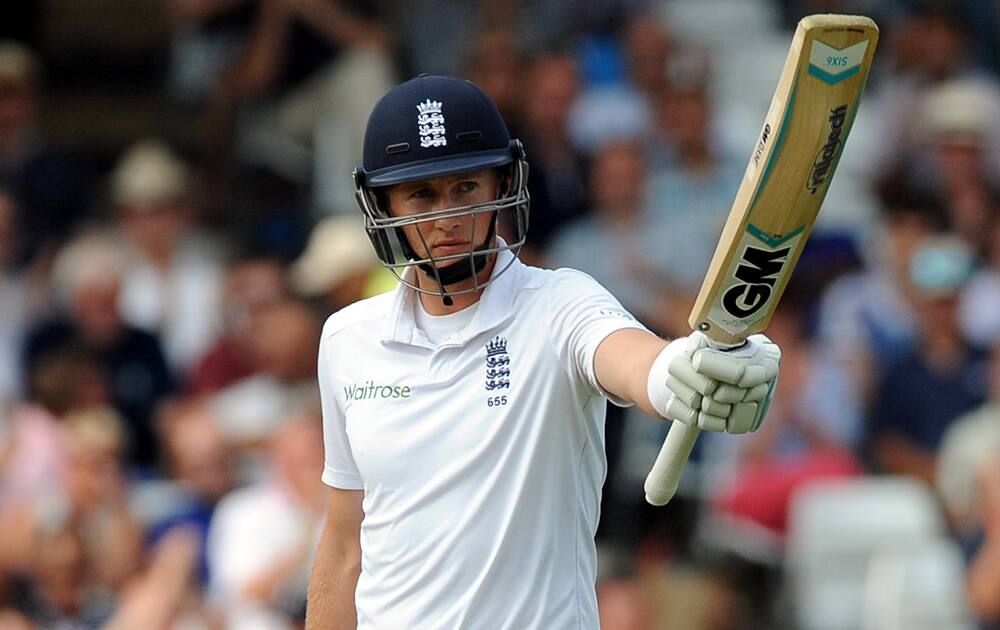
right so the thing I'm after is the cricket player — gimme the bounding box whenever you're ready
[306,75,780,629]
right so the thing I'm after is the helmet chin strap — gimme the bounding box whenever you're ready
[409,215,498,307]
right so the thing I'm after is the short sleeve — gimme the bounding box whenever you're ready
[546,269,649,406]
[318,331,364,489]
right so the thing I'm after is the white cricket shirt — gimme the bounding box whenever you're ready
[318,248,646,629]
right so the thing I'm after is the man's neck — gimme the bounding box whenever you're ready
[415,256,496,315]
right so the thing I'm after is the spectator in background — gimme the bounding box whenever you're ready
[622,14,672,110]
[0,40,91,268]
[567,12,679,172]
[383,0,483,78]
[289,214,394,313]
[645,82,744,308]
[815,197,947,406]
[58,409,142,596]
[208,0,395,216]
[465,30,526,139]
[165,0,256,111]
[188,249,289,394]
[24,232,176,469]
[909,78,1000,254]
[566,16,658,158]
[0,349,117,598]
[390,0,575,79]
[866,5,1000,182]
[146,397,235,586]
[16,497,117,628]
[0,347,108,525]
[868,236,989,485]
[210,299,320,455]
[15,408,141,629]
[547,139,676,334]
[111,138,227,378]
[1,340,119,627]
[207,411,326,629]
[519,52,588,257]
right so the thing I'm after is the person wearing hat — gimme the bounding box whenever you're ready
[918,77,1000,255]
[110,138,227,376]
[290,215,396,312]
[306,76,782,629]
[869,236,989,485]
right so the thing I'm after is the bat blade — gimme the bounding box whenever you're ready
[644,14,879,506]
[692,13,878,343]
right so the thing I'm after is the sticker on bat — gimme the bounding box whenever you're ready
[807,104,848,194]
[707,225,807,336]
[807,39,869,84]
[753,123,771,167]
[722,245,791,318]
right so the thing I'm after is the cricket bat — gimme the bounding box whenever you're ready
[644,14,879,506]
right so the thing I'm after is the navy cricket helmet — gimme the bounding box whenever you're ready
[353,75,530,300]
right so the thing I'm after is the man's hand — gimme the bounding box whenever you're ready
[650,332,780,434]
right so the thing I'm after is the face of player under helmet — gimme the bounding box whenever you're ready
[353,75,529,301]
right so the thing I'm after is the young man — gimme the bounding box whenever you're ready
[306,75,780,629]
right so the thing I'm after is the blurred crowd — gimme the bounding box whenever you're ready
[1,0,1000,628]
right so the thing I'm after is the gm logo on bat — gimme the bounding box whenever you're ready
[722,244,790,318]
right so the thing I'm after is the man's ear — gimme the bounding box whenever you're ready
[497,166,513,197]
[374,189,390,215]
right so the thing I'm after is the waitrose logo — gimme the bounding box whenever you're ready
[344,381,412,401]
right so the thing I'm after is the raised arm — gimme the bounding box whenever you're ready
[594,326,780,434]
[594,328,668,417]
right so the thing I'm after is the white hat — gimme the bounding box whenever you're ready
[291,215,378,296]
[51,231,125,303]
[921,78,1000,145]
[110,138,192,208]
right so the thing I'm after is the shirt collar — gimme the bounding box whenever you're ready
[382,240,521,348]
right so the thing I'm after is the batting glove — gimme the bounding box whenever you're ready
[647,332,780,434]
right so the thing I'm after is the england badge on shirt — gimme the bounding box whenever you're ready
[485,336,510,390]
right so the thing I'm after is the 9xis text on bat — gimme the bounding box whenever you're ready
[644,14,880,506]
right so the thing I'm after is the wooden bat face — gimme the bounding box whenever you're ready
[689,15,879,345]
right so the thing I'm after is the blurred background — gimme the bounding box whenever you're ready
[0,0,999,628]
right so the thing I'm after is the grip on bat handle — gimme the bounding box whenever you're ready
[644,422,700,506]
[643,335,745,506]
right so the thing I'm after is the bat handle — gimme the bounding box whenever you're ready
[643,335,741,506]
[644,421,700,506]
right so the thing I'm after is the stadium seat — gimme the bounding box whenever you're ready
[785,476,947,630]
[861,538,975,630]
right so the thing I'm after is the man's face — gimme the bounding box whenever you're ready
[384,168,500,261]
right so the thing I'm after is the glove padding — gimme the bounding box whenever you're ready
[655,332,780,433]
